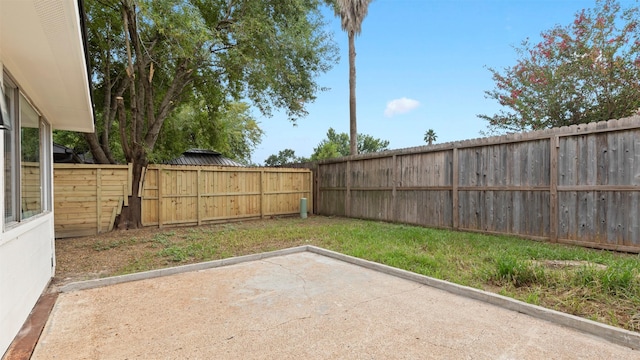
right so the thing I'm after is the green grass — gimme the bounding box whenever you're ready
[72,216,640,332]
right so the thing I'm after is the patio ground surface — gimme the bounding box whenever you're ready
[30,246,640,359]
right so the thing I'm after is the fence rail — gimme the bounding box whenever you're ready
[308,116,640,253]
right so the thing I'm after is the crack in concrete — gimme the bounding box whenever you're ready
[342,283,425,314]
[262,259,310,299]
[229,313,315,339]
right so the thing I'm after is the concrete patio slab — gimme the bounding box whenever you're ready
[32,247,640,359]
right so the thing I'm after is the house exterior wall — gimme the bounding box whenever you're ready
[0,1,94,355]
[0,61,56,357]
[0,216,55,355]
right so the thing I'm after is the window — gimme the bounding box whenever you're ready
[2,72,51,227]
[3,80,17,223]
[20,94,42,219]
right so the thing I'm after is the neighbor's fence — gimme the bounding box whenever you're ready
[53,164,312,236]
[307,116,640,253]
[54,164,132,238]
[140,165,312,227]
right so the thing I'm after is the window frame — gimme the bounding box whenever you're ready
[2,70,52,230]
[3,76,19,225]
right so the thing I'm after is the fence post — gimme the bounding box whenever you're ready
[96,168,102,233]
[392,155,397,222]
[260,170,265,219]
[452,147,459,230]
[315,164,320,215]
[550,136,559,242]
[157,167,163,228]
[308,169,314,215]
[197,168,202,226]
[346,160,351,217]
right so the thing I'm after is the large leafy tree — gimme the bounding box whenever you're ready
[310,127,388,160]
[479,0,640,132]
[334,0,373,155]
[84,0,338,227]
[264,149,310,166]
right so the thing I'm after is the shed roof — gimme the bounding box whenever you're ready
[165,149,244,167]
[53,143,93,163]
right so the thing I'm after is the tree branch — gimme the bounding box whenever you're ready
[144,59,193,149]
[116,96,132,162]
[83,132,111,164]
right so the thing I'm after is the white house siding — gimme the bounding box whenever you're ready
[0,216,55,356]
[0,1,94,355]
[0,63,56,357]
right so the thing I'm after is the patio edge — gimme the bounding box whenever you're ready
[305,246,640,351]
[58,246,310,293]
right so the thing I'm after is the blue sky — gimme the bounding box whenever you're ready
[251,0,599,164]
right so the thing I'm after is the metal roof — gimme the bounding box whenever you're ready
[165,149,244,167]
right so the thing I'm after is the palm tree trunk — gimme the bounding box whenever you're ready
[348,31,358,155]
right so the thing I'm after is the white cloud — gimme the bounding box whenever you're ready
[384,97,420,117]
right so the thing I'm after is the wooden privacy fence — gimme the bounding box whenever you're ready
[310,116,640,253]
[54,164,132,238]
[140,165,312,227]
[53,164,312,236]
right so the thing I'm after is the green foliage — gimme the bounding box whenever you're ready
[599,261,639,296]
[264,149,310,166]
[53,130,89,154]
[492,255,545,287]
[423,129,437,145]
[20,128,40,162]
[311,141,342,160]
[85,0,338,163]
[310,127,389,160]
[151,102,263,165]
[479,0,640,133]
[334,0,373,36]
[159,243,209,262]
[151,231,175,247]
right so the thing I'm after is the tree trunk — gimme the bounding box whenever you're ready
[83,132,111,164]
[116,157,145,229]
[348,31,358,156]
[105,2,192,230]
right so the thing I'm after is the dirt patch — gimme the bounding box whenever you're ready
[52,216,329,291]
[531,260,608,271]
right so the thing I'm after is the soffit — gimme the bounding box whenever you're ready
[0,0,94,132]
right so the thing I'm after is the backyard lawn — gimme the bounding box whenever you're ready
[54,215,640,332]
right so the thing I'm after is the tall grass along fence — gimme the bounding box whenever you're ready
[301,116,640,253]
[54,164,312,237]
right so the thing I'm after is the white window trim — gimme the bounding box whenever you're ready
[2,70,53,232]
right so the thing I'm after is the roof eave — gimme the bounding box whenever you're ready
[0,0,95,132]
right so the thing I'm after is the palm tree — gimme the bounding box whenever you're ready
[424,129,437,145]
[335,0,373,155]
